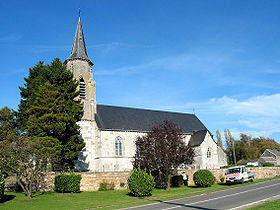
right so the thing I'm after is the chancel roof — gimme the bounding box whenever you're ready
[95,105,207,134]
[189,130,208,147]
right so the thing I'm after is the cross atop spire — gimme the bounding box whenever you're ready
[65,9,93,65]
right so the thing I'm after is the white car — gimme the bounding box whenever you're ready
[226,165,255,184]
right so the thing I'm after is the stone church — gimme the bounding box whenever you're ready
[64,15,227,172]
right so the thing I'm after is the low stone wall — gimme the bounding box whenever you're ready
[44,171,131,191]
[179,167,280,185]
[8,167,280,191]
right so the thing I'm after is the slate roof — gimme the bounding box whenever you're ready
[259,157,276,162]
[268,149,280,156]
[95,105,207,134]
[189,130,208,147]
[65,16,93,65]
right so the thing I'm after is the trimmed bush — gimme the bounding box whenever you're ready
[263,162,274,167]
[127,167,155,197]
[171,175,184,187]
[54,171,81,193]
[193,170,214,188]
[0,171,4,200]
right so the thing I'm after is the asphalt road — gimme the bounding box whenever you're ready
[122,178,280,210]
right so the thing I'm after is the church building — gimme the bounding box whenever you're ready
[64,15,227,172]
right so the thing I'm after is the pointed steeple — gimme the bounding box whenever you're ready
[66,10,93,65]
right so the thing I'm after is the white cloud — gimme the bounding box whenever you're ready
[96,52,229,76]
[205,94,280,138]
[209,94,280,117]
[159,94,280,139]
[0,34,22,43]
[27,45,68,53]
[88,42,121,54]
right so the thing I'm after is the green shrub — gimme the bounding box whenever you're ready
[127,167,155,197]
[98,181,115,191]
[263,162,275,167]
[193,170,214,188]
[54,171,81,193]
[247,165,255,167]
[120,182,125,188]
[171,175,184,187]
[98,181,108,191]
[0,171,4,200]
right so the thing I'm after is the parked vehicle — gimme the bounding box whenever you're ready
[225,165,255,184]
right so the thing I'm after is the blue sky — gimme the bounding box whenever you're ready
[1,0,280,143]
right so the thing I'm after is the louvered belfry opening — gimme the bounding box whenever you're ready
[79,78,86,99]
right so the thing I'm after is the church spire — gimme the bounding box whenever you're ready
[66,9,93,65]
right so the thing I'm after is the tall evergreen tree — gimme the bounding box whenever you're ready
[17,58,84,169]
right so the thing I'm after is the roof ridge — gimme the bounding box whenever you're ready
[97,104,196,116]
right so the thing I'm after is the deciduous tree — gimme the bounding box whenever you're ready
[224,129,236,165]
[133,120,194,190]
[0,107,17,139]
[216,130,223,149]
[0,135,62,199]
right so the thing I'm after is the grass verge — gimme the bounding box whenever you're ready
[0,176,279,210]
[248,199,280,209]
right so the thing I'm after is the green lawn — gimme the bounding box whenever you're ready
[1,177,279,210]
[248,199,280,210]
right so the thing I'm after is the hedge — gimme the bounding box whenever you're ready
[263,162,275,167]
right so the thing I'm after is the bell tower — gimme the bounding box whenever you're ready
[65,10,99,171]
[65,11,96,121]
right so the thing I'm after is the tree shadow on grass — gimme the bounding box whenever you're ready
[0,194,16,203]
[187,185,201,188]
[218,183,229,186]
[154,200,217,210]
[31,191,47,198]
[126,192,151,199]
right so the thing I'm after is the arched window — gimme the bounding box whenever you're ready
[207,148,211,158]
[115,137,122,156]
[79,78,86,99]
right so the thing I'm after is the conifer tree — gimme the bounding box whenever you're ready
[17,58,84,169]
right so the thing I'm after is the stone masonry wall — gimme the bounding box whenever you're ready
[44,171,131,191]
[179,167,280,185]
[42,167,280,191]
